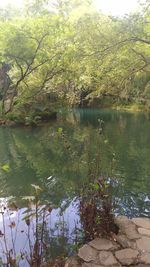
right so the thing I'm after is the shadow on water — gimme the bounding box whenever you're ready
[0,108,150,213]
[0,108,149,262]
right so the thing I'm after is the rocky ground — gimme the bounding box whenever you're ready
[65,216,150,267]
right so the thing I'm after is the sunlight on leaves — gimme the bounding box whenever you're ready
[31,184,42,192]
[1,164,10,172]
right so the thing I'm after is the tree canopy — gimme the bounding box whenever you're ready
[0,0,149,116]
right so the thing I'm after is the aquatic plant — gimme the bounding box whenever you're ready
[79,120,119,241]
[80,177,119,241]
[0,184,71,267]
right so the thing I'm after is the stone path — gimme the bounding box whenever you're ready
[65,216,150,267]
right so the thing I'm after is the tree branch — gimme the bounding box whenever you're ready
[120,62,149,87]
[131,48,149,63]
[130,37,150,45]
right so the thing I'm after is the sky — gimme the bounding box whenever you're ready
[0,0,140,16]
[94,0,140,16]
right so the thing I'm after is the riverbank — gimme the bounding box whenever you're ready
[86,96,150,113]
[0,103,149,127]
[65,216,150,267]
[0,109,57,126]
[112,103,150,113]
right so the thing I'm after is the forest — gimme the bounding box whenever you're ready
[0,0,150,123]
[0,2,150,265]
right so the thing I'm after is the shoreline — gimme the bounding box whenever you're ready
[0,104,149,127]
[65,216,150,267]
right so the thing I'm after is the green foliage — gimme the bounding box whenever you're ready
[1,163,10,172]
[57,127,63,135]
[0,0,149,117]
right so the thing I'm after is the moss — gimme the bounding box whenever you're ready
[112,103,147,112]
[86,95,149,112]
[5,112,25,124]
[0,107,58,126]
[35,110,57,120]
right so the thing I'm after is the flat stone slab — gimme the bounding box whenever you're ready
[138,228,150,237]
[115,234,136,249]
[82,264,104,267]
[89,238,118,251]
[132,218,150,230]
[115,216,140,240]
[136,237,150,252]
[114,216,129,229]
[99,251,119,266]
[78,244,98,262]
[76,217,150,267]
[115,248,139,265]
[139,253,150,264]
[65,256,81,267]
[136,264,150,267]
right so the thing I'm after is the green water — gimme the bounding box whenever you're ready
[0,108,150,217]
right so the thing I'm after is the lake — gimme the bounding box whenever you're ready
[0,108,149,263]
[0,108,150,216]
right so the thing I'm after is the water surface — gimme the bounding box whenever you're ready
[0,108,150,217]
